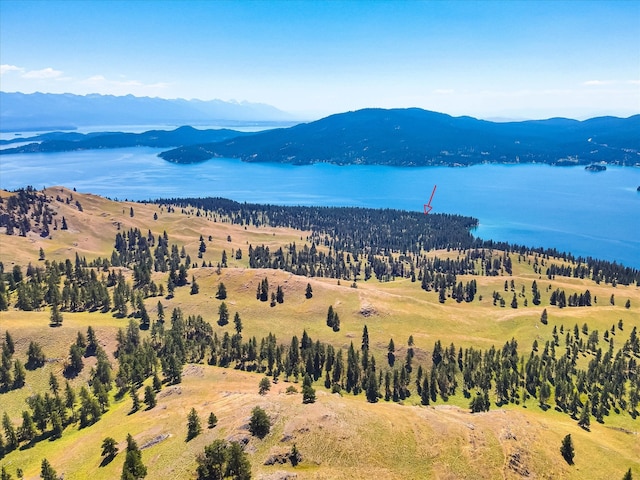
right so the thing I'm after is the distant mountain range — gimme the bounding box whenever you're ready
[159,108,640,166]
[0,92,295,131]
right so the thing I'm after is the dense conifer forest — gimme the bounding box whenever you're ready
[153,196,640,285]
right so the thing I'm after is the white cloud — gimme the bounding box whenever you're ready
[0,64,24,75]
[85,75,107,83]
[22,67,63,79]
[79,74,170,94]
[433,88,454,95]
[582,79,640,88]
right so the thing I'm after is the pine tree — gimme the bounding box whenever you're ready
[138,298,150,330]
[12,360,26,389]
[187,408,202,441]
[143,385,156,409]
[86,326,99,356]
[302,374,316,404]
[64,380,76,416]
[276,285,284,303]
[249,406,270,439]
[364,369,378,403]
[470,391,489,413]
[101,436,118,460]
[50,303,63,326]
[226,441,251,480]
[190,276,199,295]
[0,282,7,311]
[218,302,229,326]
[130,388,141,413]
[19,410,36,444]
[2,412,18,452]
[121,433,147,479]
[259,376,271,395]
[362,325,370,352]
[305,283,313,299]
[50,411,63,439]
[387,338,395,367]
[622,468,633,480]
[326,306,334,328]
[196,439,227,480]
[540,308,548,325]
[40,459,58,480]
[4,332,14,355]
[233,312,243,335]
[156,301,165,323]
[152,373,162,392]
[421,375,430,405]
[207,412,218,429]
[539,381,551,407]
[578,400,591,429]
[332,312,340,332]
[560,434,575,464]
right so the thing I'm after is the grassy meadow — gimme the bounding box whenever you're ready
[0,187,638,479]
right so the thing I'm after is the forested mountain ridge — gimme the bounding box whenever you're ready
[159,108,640,166]
[0,126,248,154]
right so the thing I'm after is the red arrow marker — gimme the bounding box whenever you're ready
[424,185,437,214]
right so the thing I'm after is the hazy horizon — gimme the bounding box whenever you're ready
[1,0,638,120]
[2,90,638,124]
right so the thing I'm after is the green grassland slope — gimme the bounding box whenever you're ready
[0,187,637,480]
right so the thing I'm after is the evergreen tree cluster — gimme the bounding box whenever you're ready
[1,207,637,322]
[326,306,340,331]
[0,187,58,237]
[151,197,639,282]
[196,439,251,480]
[153,198,478,256]
[0,327,114,457]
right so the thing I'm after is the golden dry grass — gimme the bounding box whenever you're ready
[0,187,638,479]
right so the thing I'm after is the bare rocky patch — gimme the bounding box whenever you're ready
[140,433,171,450]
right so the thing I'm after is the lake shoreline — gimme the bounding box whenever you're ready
[1,148,638,268]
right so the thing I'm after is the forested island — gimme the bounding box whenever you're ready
[158,109,640,166]
[0,126,248,154]
[585,164,607,172]
[3,108,639,169]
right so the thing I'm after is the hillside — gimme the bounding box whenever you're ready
[0,187,638,479]
[159,108,640,166]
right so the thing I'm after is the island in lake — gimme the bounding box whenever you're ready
[3,108,639,169]
[585,164,607,172]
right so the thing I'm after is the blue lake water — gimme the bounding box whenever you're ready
[1,147,639,268]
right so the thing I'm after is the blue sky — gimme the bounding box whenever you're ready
[1,0,638,119]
